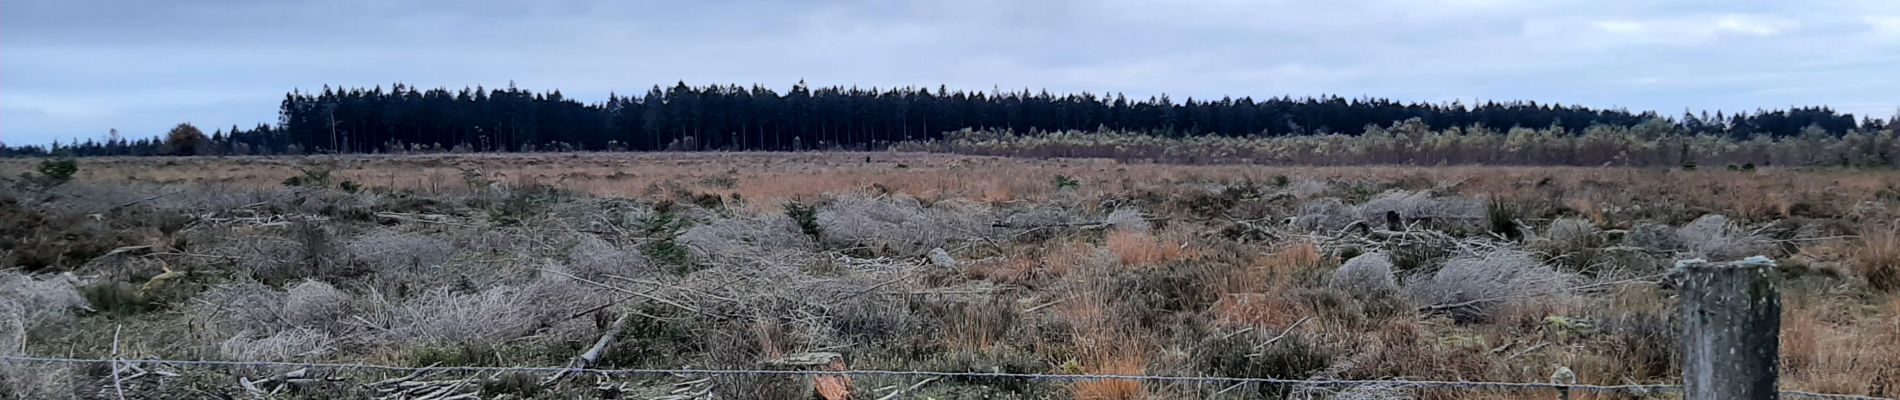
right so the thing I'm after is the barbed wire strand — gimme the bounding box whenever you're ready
[1,355,1887,399]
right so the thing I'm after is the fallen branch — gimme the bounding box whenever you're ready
[1023,297,1067,313]
[579,313,634,366]
[539,268,710,317]
[1248,316,1311,355]
[875,377,939,400]
[106,190,185,213]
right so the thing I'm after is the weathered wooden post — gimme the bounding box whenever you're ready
[1679,257,1780,399]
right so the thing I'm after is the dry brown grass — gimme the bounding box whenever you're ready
[1058,293,1151,400]
[7,152,1900,397]
[1209,241,1323,329]
[1853,225,1900,293]
[966,241,1099,285]
[1070,352,1147,400]
[1779,292,1900,395]
[13,153,1900,217]
[1103,229,1193,267]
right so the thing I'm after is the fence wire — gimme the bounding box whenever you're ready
[0,355,1887,399]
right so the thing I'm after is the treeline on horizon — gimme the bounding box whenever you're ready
[1,81,1887,157]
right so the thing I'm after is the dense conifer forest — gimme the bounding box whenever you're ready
[1,82,1882,157]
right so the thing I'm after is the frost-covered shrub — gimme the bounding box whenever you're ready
[218,328,330,361]
[1291,198,1359,232]
[1284,178,1334,198]
[1358,190,1487,228]
[347,230,455,271]
[0,362,78,400]
[992,200,1086,239]
[677,215,813,263]
[1622,223,1682,251]
[0,300,23,355]
[375,282,565,347]
[1405,251,1576,321]
[186,281,287,337]
[1538,218,1602,254]
[566,234,652,277]
[1330,252,1399,297]
[283,280,350,329]
[1674,214,1774,261]
[1104,208,1150,232]
[816,193,996,255]
[0,272,86,329]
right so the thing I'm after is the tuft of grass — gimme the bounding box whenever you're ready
[1070,353,1145,400]
[1104,230,1190,267]
[1486,199,1523,240]
[1854,226,1900,293]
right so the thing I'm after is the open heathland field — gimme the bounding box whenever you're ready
[1,152,1898,399]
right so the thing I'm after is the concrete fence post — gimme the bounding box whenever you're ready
[1679,257,1780,400]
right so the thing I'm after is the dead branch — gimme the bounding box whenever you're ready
[538,268,711,317]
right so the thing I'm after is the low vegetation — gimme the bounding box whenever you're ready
[899,119,1900,167]
[0,152,1896,399]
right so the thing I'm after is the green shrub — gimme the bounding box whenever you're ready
[80,281,151,315]
[1053,175,1080,190]
[14,158,77,190]
[783,200,823,241]
[281,167,333,188]
[636,208,693,272]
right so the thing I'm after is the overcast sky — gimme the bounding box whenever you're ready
[5,0,1899,145]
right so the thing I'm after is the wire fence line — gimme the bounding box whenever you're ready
[1,355,1888,400]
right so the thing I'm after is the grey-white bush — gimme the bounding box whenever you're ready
[992,200,1087,237]
[347,230,455,271]
[283,280,351,330]
[566,234,653,277]
[1330,252,1399,298]
[0,361,78,400]
[377,285,536,347]
[1103,207,1150,232]
[677,214,813,264]
[0,299,23,355]
[217,327,330,361]
[1291,198,1359,232]
[1674,214,1774,261]
[1405,250,1576,320]
[816,193,997,255]
[1283,178,1334,199]
[1358,190,1487,228]
[0,271,87,330]
[186,280,288,338]
[1538,218,1602,254]
[1622,223,1683,251]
